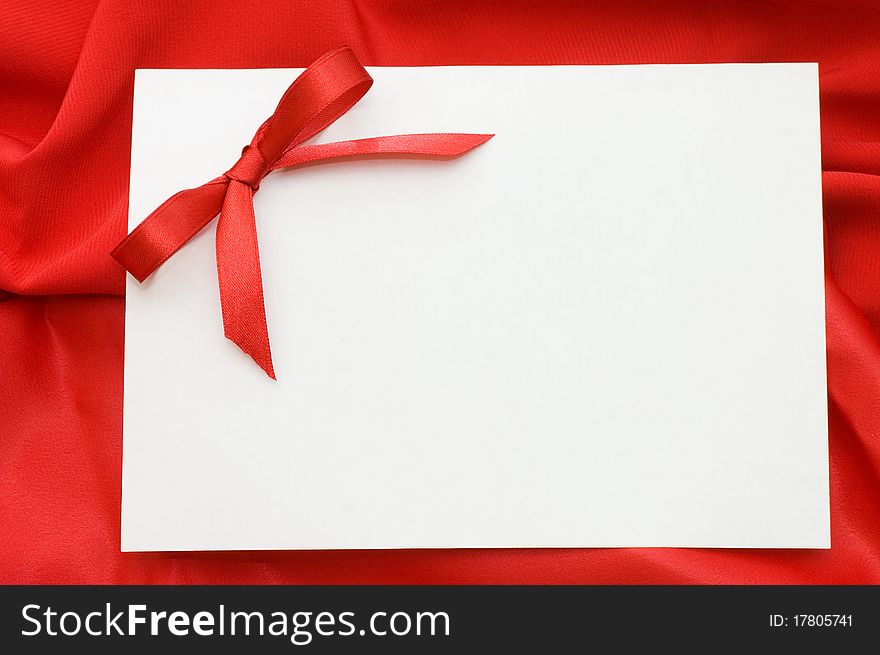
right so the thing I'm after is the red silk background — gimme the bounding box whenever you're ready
[1,1,879,584]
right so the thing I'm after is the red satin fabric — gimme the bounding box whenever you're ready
[112,46,489,379]
[2,1,879,584]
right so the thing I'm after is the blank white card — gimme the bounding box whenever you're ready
[122,64,828,551]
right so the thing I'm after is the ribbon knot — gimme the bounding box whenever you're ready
[225,145,269,190]
[111,46,492,379]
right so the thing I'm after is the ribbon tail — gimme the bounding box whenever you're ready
[111,181,228,281]
[215,180,276,379]
[271,133,494,170]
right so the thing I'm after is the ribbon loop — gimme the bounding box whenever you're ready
[260,47,373,160]
[112,46,492,379]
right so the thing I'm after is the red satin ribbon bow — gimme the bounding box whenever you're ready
[112,46,492,379]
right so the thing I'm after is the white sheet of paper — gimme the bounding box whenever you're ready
[122,64,828,551]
